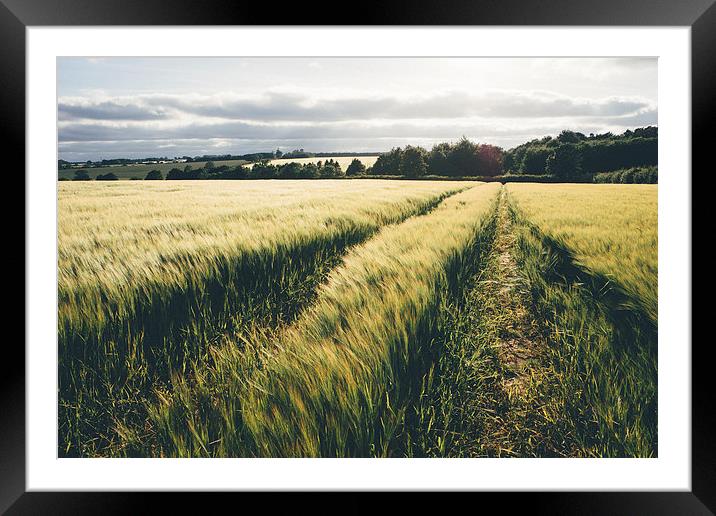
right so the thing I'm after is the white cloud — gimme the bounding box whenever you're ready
[57,57,657,160]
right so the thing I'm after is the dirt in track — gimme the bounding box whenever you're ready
[488,189,545,398]
[463,187,563,457]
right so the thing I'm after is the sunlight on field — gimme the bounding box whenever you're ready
[59,179,468,331]
[507,183,657,320]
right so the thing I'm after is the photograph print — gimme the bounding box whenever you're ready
[57,57,658,458]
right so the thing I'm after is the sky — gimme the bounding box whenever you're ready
[57,57,657,161]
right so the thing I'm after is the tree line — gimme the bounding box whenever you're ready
[60,127,657,182]
[159,159,363,181]
[361,127,657,180]
[504,127,657,178]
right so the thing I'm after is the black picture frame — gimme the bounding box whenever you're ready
[5,0,711,513]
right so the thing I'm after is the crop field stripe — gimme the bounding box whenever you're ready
[59,181,473,341]
[402,187,577,457]
[505,183,657,323]
[131,184,472,456]
[59,181,473,457]
[153,183,500,457]
[508,187,657,457]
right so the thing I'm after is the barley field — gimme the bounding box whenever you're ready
[507,184,657,321]
[58,180,657,458]
[508,183,657,456]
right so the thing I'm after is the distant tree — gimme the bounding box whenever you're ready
[502,152,515,173]
[252,161,278,179]
[633,126,658,139]
[520,147,551,175]
[557,130,586,144]
[203,161,215,170]
[427,142,454,176]
[399,146,428,177]
[278,162,302,179]
[345,158,366,176]
[320,160,344,178]
[449,137,480,176]
[166,168,184,180]
[221,165,250,179]
[300,163,320,179]
[145,169,163,180]
[546,144,583,179]
[372,148,403,175]
[73,170,91,181]
[475,144,504,177]
[275,148,283,158]
[95,172,119,181]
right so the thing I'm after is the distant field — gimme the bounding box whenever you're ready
[58,159,249,180]
[252,155,379,169]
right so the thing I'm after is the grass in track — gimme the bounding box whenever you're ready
[405,184,656,457]
[404,187,573,457]
[509,186,657,457]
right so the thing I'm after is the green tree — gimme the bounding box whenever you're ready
[427,142,453,176]
[520,147,551,175]
[320,160,344,178]
[399,146,428,177]
[166,168,184,180]
[278,162,302,179]
[73,170,91,181]
[372,148,402,175]
[145,170,163,180]
[475,144,504,177]
[557,130,586,144]
[96,172,119,181]
[449,137,480,176]
[299,163,320,179]
[546,144,583,179]
[345,158,366,176]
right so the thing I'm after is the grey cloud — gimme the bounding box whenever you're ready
[58,90,653,124]
[59,118,566,144]
[59,100,171,121]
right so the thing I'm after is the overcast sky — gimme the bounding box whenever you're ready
[57,57,657,161]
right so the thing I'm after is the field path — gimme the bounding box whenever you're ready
[466,187,554,456]
[424,186,565,457]
[487,188,545,399]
